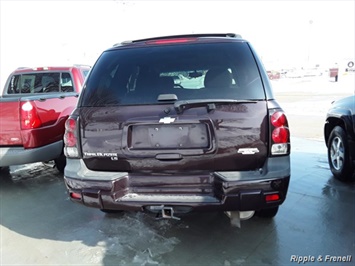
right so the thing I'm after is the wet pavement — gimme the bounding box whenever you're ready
[1,74,354,266]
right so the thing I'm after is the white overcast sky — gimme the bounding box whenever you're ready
[1,0,354,88]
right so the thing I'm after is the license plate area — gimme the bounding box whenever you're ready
[130,124,209,149]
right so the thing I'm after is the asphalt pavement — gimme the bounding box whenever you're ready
[0,73,354,266]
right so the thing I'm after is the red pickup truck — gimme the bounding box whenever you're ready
[0,65,90,172]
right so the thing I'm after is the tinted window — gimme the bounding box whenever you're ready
[81,42,265,107]
[60,72,74,92]
[7,72,74,94]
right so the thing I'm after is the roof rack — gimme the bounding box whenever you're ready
[119,33,242,45]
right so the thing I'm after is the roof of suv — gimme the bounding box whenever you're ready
[112,33,244,48]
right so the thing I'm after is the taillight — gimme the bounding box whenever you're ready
[32,67,49,71]
[21,101,42,129]
[272,127,289,143]
[70,192,82,200]
[66,118,77,132]
[64,132,76,147]
[64,117,80,158]
[270,111,290,155]
[265,193,280,202]
[271,111,287,127]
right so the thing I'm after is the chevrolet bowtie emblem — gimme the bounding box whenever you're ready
[159,117,175,124]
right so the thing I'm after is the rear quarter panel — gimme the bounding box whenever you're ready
[21,93,79,148]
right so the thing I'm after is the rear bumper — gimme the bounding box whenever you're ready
[64,156,290,212]
[0,140,63,167]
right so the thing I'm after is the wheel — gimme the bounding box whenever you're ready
[54,154,66,173]
[255,206,279,218]
[327,126,354,181]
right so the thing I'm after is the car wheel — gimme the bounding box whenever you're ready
[327,126,354,181]
[54,154,66,173]
[255,206,279,218]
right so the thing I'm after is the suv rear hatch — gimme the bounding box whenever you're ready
[77,40,269,172]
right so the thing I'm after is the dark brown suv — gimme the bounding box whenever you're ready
[63,33,291,225]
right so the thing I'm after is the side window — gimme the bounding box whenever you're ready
[60,72,74,92]
[7,75,21,94]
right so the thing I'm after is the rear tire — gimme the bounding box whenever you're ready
[327,126,354,181]
[256,206,279,218]
[54,155,66,173]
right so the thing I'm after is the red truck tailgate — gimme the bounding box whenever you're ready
[0,100,22,146]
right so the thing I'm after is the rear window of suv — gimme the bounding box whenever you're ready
[81,42,265,107]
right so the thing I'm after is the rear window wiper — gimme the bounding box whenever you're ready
[174,99,257,114]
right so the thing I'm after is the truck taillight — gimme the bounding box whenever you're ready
[64,117,79,158]
[20,101,42,129]
[270,111,290,155]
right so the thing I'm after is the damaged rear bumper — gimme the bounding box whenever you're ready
[64,156,290,213]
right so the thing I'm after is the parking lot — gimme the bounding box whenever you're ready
[1,74,354,266]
